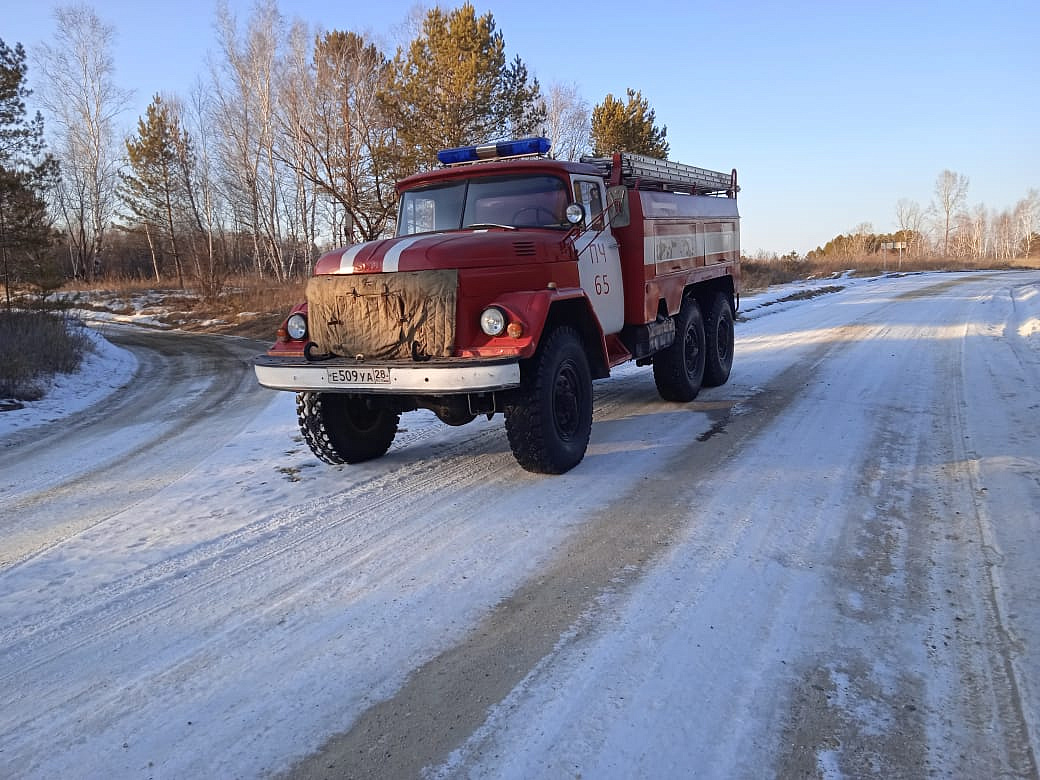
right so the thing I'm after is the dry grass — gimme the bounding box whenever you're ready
[0,310,94,401]
[57,274,306,339]
[214,277,307,339]
[741,253,1040,293]
[220,276,307,319]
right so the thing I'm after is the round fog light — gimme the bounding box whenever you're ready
[286,313,308,340]
[480,307,506,336]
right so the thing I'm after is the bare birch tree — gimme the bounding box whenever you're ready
[845,222,874,261]
[964,203,988,259]
[991,209,1015,261]
[212,0,289,280]
[180,85,236,295]
[540,81,590,161]
[1013,189,1038,257]
[34,5,130,281]
[389,3,430,49]
[278,29,399,246]
[274,20,321,273]
[932,169,969,258]
[894,198,927,257]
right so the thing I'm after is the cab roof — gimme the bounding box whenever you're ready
[396,158,604,194]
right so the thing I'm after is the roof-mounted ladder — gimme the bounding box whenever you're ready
[581,152,738,197]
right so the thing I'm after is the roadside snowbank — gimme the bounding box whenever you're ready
[0,325,138,438]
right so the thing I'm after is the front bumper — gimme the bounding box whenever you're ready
[254,354,521,394]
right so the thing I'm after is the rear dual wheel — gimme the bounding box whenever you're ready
[653,295,706,402]
[703,292,734,387]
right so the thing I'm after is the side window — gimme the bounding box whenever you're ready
[573,180,604,224]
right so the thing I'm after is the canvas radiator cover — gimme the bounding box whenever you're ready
[306,270,458,360]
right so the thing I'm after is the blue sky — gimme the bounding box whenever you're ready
[5,0,1038,254]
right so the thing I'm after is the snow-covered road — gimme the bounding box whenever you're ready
[1,271,1037,778]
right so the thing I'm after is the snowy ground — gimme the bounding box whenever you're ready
[1,271,1038,778]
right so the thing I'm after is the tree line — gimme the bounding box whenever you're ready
[1,1,669,299]
[808,170,1038,263]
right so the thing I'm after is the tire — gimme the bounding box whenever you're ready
[702,292,734,387]
[504,327,593,474]
[653,295,705,402]
[296,392,400,465]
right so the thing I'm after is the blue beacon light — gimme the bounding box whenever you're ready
[437,137,551,165]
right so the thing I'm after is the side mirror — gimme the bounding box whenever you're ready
[607,186,630,228]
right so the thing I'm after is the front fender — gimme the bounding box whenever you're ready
[266,301,309,356]
[469,288,609,377]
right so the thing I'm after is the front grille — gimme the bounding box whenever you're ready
[513,241,537,257]
[306,270,458,360]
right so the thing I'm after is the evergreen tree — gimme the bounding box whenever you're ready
[384,3,544,172]
[121,95,190,286]
[0,39,59,307]
[590,88,669,159]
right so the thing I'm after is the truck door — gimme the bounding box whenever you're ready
[571,177,625,334]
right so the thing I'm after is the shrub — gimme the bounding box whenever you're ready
[0,310,94,401]
[741,256,808,291]
[740,250,1040,293]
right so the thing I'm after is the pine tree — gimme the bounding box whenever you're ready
[589,88,669,159]
[0,39,59,307]
[121,95,190,287]
[383,3,544,172]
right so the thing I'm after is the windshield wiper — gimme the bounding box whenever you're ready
[462,223,517,231]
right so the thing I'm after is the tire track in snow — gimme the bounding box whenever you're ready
[0,420,510,664]
[1,344,694,668]
[0,361,695,684]
[0,420,535,774]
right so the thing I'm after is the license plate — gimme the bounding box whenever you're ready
[327,367,391,385]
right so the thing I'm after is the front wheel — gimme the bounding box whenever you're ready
[653,295,705,402]
[296,392,400,465]
[504,327,593,474]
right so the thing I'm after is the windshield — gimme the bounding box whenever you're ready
[397,174,570,236]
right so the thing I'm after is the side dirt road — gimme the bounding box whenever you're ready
[0,271,1037,779]
[0,326,270,568]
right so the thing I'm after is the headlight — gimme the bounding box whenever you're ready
[286,313,307,340]
[479,307,506,336]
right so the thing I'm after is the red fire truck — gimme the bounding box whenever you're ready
[254,138,740,473]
